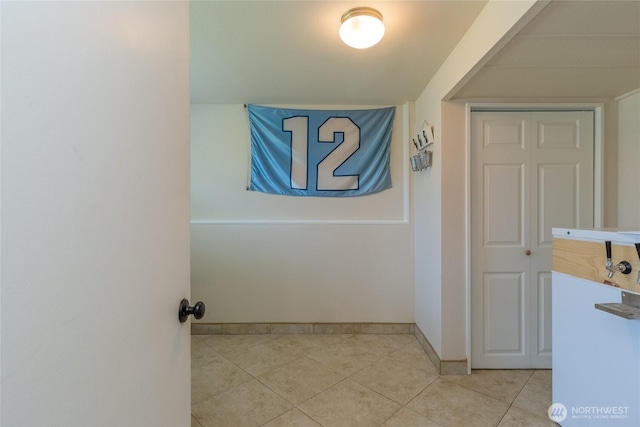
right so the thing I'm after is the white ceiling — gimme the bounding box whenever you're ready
[190,1,487,104]
[190,1,640,105]
[455,0,640,99]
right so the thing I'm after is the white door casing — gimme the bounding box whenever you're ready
[471,110,594,369]
[1,2,191,425]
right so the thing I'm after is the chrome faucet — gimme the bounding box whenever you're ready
[605,241,615,278]
[635,243,640,285]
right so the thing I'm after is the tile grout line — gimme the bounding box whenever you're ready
[294,377,355,426]
[192,335,553,426]
[206,340,432,423]
[269,338,424,426]
[510,373,557,424]
[440,369,541,407]
[342,340,445,427]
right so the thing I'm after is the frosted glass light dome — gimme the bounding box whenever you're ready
[339,7,385,49]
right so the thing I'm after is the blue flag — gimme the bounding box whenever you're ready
[248,105,395,197]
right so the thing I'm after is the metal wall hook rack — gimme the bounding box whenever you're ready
[410,121,435,172]
[410,150,432,171]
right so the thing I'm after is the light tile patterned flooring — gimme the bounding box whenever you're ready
[191,334,558,427]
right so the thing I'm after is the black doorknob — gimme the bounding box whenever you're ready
[178,298,205,323]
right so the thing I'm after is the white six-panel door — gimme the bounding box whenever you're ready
[471,111,594,369]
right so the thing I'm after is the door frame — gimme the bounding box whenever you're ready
[464,103,604,372]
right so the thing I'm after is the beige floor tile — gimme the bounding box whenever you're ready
[387,341,439,375]
[191,336,224,367]
[512,378,553,420]
[298,379,401,427]
[306,340,388,376]
[530,369,552,385]
[350,356,439,405]
[406,378,509,427]
[192,334,557,427]
[344,333,417,354]
[443,369,530,404]
[258,357,345,405]
[262,408,323,427]
[192,352,253,404]
[192,379,292,427]
[270,324,314,334]
[224,340,307,376]
[380,407,443,427]
[273,334,349,353]
[498,406,558,427]
[200,334,271,356]
[191,335,211,347]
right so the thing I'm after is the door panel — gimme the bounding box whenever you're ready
[535,273,553,360]
[484,120,526,148]
[538,163,578,245]
[484,164,525,246]
[483,273,526,357]
[472,110,593,369]
[1,2,191,425]
[537,121,579,149]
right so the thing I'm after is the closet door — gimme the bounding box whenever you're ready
[471,110,593,369]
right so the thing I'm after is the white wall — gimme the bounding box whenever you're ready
[414,0,624,364]
[413,0,544,360]
[617,89,640,228]
[190,104,414,323]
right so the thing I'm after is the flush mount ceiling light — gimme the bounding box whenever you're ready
[339,7,385,49]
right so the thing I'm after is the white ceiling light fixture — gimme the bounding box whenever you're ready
[339,7,385,49]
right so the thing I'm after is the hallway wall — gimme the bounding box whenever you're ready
[414,0,623,364]
[413,0,545,361]
[190,104,415,323]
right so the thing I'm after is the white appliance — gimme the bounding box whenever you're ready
[552,229,640,426]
